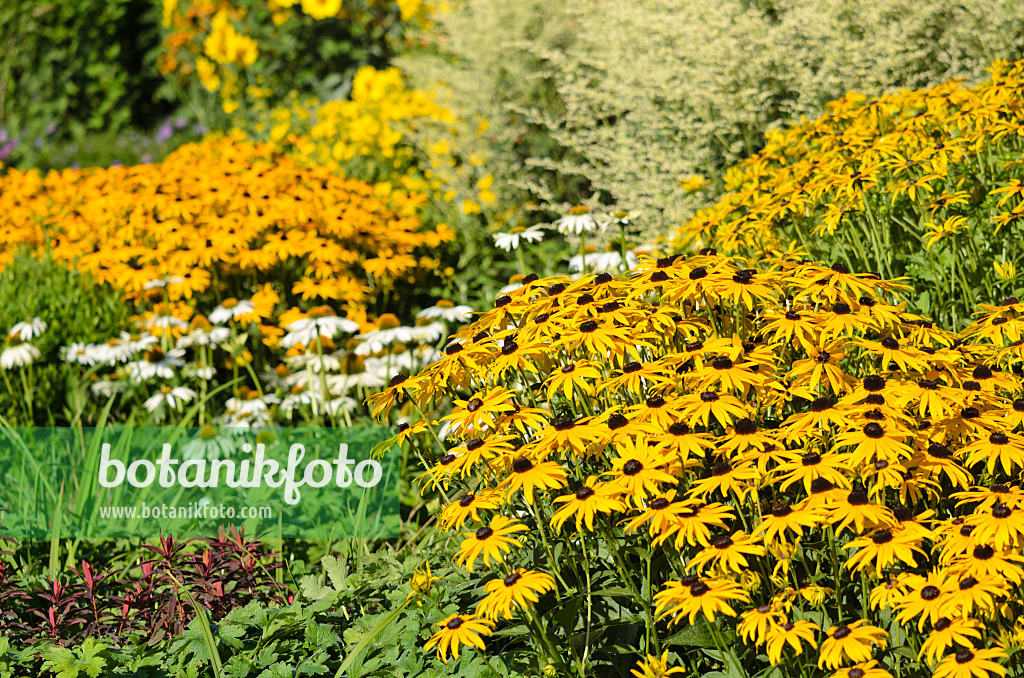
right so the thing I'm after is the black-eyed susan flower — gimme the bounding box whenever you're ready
[607,437,679,503]
[919,616,984,664]
[423,613,495,663]
[967,502,1024,549]
[826,489,897,536]
[550,479,626,532]
[687,531,766,574]
[498,456,568,504]
[738,603,782,647]
[932,647,1007,678]
[754,502,822,546]
[654,576,750,625]
[455,515,528,571]
[476,568,555,621]
[843,527,926,576]
[765,619,819,666]
[629,651,686,678]
[818,621,888,669]
[439,490,505,532]
[828,661,893,678]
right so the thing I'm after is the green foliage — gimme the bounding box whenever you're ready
[0,253,132,425]
[0,542,495,678]
[40,639,110,678]
[159,0,406,132]
[0,0,170,167]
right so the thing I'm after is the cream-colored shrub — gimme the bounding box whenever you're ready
[399,0,1024,239]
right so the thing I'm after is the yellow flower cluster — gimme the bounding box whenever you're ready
[275,66,502,221]
[372,254,1024,676]
[675,58,1024,327]
[0,133,453,324]
[306,65,453,166]
[203,9,259,67]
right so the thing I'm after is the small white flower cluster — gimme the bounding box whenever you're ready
[0,317,47,370]
[4,295,476,434]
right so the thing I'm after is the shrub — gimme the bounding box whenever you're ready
[0,0,169,167]
[370,253,1024,677]
[0,254,131,425]
[676,57,1024,330]
[399,0,1024,237]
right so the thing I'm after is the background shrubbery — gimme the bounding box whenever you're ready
[0,0,170,167]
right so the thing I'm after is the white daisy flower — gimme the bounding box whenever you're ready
[61,342,96,366]
[597,210,641,230]
[1,336,40,369]
[127,346,186,381]
[225,392,280,416]
[417,302,474,323]
[181,426,237,461]
[144,385,198,415]
[553,206,597,235]
[281,313,359,348]
[492,224,546,251]
[568,250,636,273]
[176,326,230,348]
[354,325,417,356]
[326,396,358,416]
[184,364,217,380]
[209,298,255,324]
[145,314,188,334]
[99,333,158,365]
[142,276,185,290]
[10,317,46,340]
[90,379,127,398]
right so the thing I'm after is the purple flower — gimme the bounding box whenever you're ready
[0,129,8,143]
[173,116,188,130]
[33,137,44,150]
[140,153,153,164]
[155,121,174,144]
[45,123,57,136]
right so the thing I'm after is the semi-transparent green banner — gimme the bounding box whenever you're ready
[0,427,399,539]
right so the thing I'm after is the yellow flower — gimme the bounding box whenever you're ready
[300,0,342,20]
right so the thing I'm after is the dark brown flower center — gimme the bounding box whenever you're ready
[832,625,851,639]
[872,529,893,544]
[623,459,644,476]
[575,486,595,501]
[847,490,869,506]
[512,457,533,474]
[734,418,757,435]
[607,413,629,430]
[863,423,885,439]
